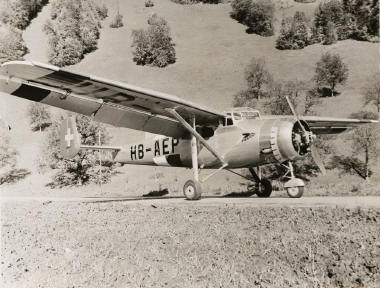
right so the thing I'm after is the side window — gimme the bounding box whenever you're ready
[226,117,233,126]
[233,112,242,121]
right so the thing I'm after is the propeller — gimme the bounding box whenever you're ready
[311,145,326,175]
[285,96,326,175]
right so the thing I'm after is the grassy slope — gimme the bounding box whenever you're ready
[1,0,379,196]
[1,202,379,287]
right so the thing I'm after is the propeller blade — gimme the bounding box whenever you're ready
[311,145,326,175]
[285,96,307,134]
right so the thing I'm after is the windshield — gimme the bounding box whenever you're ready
[241,111,260,119]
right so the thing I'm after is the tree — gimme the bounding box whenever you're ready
[27,102,52,132]
[0,124,30,185]
[276,11,311,50]
[39,114,117,187]
[363,72,380,113]
[230,0,275,36]
[330,111,379,180]
[131,14,176,67]
[110,12,123,28]
[43,0,107,67]
[0,24,28,64]
[244,58,273,101]
[314,52,349,96]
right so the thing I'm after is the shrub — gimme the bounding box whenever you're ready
[230,0,251,23]
[96,3,108,20]
[0,0,48,30]
[230,0,275,36]
[131,14,176,67]
[0,24,28,64]
[43,0,107,67]
[110,12,123,28]
[145,0,154,7]
[171,0,221,4]
[276,11,311,50]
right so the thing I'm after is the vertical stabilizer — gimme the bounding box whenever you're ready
[59,117,81,159]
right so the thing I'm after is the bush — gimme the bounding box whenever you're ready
[230,0,275,36]
[131,14,176,67]
[0,24,28,64]
[145,0,154,7]
[171,0,221,4]
[276,11,311,50]
[96,3,108,20]
[43,0,107,67]
[0,0,48,30]
[27,102,52,132]
[110,13,123,28]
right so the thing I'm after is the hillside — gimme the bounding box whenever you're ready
[0,0,379,196]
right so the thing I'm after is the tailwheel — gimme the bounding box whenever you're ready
[183,180,202,200]
[256,178,272,198]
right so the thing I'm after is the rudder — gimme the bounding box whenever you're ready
[59,117,81,159]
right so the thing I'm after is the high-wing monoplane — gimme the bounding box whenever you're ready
[0,61,377,199]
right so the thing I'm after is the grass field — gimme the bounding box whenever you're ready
[0,0,379,196]
[1,201,379,288]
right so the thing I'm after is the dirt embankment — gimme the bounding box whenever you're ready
[1,201,379,288]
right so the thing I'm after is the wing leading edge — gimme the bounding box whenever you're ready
[261,115,378,134]
[0,61,225,137]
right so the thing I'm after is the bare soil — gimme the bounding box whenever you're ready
[1,201,379,288]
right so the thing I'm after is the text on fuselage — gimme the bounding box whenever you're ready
[130,138,179,160]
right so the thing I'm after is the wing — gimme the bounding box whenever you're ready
[261,115,378,134]
[302,116,378,134]
[0,61,225,138]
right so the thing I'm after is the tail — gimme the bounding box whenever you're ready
[59,117,81,159]
[59,117,122,160]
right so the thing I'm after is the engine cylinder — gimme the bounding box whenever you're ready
[260,119,311,164]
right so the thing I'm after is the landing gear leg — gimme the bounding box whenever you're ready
[283,161,304,198]
[249,167,272,198]
[183,117,202,200]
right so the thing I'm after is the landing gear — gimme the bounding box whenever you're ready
[282,161,304,198]
[249,167,272,198]
[183,180,202,200]
[256,178,273,198]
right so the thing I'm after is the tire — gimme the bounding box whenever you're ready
[286,186,304,198]
[183,180,202,200]
[256,178,272,198]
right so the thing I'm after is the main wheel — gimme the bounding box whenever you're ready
[286,186,304,198]
[183,180,202,200]
[256,178,272,198]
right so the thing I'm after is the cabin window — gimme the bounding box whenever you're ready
[233,112,242,121]
[224,116,234,126]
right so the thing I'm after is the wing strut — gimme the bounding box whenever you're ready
[165,108,227,165]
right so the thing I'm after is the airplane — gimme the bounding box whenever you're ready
[0,61,377,200]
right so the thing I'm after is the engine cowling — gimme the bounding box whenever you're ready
[260,119,313,164]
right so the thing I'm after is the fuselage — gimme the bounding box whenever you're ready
[113,117,308,169]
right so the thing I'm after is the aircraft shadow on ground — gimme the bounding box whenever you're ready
[85,193,288,203]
